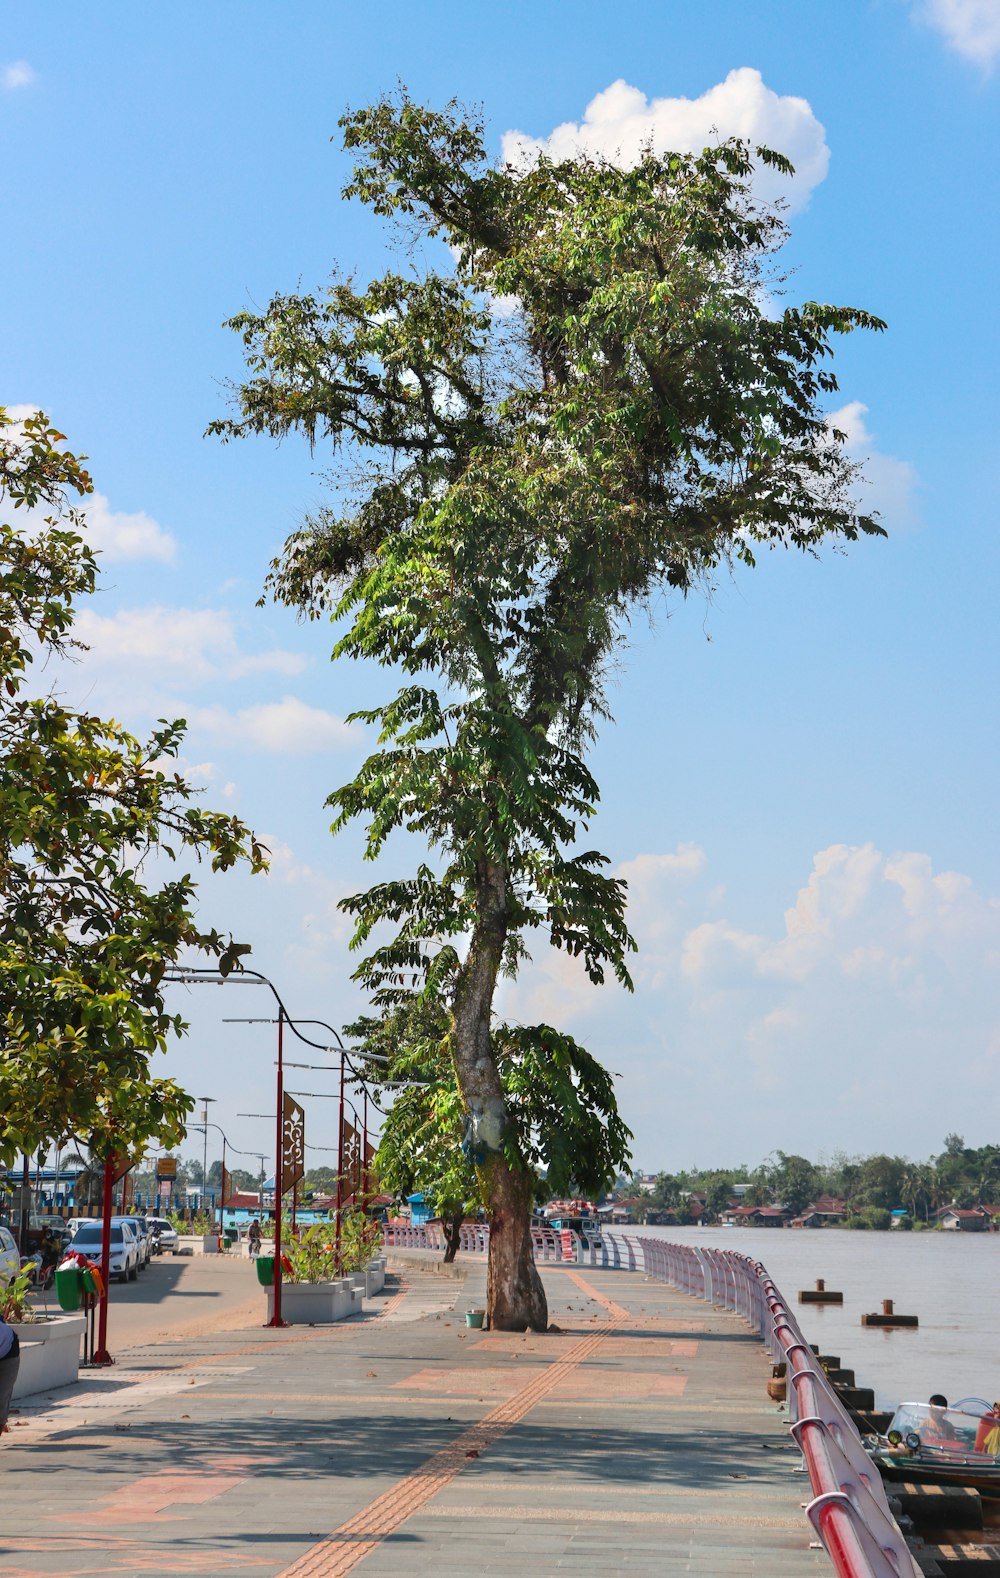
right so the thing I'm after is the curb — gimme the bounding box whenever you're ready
[384,1250,471,1282]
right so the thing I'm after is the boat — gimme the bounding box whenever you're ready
[544,1199,602,1245]
[869,1399,1000,1497]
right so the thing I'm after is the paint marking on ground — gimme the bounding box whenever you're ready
[549,1266,633,1321]
[274,1320,618,1578]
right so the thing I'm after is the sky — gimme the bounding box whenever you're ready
[2,0,999,1181]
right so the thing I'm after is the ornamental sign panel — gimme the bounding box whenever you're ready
[282,1092,305,1191]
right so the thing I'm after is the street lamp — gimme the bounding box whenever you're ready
[198,1096,216,1217]
[164,968,348,1326]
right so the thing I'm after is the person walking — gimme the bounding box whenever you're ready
[0,1310,20,1437]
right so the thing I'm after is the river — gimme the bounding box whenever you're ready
[620,1224,999,1413]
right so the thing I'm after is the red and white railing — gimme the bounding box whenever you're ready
[634,1239,919,1578]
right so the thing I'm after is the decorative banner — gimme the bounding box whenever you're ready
[158,1177,171,1201]
[107,1149,140,1184]
[360,1140,378,1201]
[220,1165,234,1208]
[342,1118,359,1194]
[282,1092,305,1191]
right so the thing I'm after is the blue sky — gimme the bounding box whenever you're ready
[3,1,999,1179]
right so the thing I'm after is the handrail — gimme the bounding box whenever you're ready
[634,1239,919,1578]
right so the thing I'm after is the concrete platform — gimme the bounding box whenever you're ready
[0,1259,829,1576]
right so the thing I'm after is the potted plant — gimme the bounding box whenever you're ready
[2,1269,86,1400]
[263,1216,384,1324]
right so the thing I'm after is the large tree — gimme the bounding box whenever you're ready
[0,408,265,1168]
[213,95,884,1328]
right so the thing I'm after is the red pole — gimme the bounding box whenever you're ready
[92,1158,115,1365]
[220,1134,227,1232]
[268,1007,286,1326]
[18,1155,29,1251]
[335,1049,345,1267]
[362,1087,368,1210]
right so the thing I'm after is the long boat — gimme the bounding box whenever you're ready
[870,1399,1000,1497]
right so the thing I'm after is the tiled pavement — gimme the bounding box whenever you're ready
[0,1258,829,1577]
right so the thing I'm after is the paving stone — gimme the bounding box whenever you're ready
[0,1262,832,1576]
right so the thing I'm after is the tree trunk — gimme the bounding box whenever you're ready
[449,855,547,1331]
[485,1154,547,1331]
[442,1210,464,1263]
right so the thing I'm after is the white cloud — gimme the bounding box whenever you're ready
[827,401,918,528]
[502,69,830,212]
[189,696,361,755]
[915,0,1000,67]
[83,492,177,564]
[2,61,36,90]
[3,405,177,562]
[73,606,306,686]
[504,837,1000,1159]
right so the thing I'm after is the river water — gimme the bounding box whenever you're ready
[621,1225,1000,1413]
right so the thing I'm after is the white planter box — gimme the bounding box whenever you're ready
[175,1234,219,1256]
[11,1313,86,1400]
[365,1258,386,1297]
[265,1278,363,1324]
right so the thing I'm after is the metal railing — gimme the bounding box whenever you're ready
[382,1222,638,1266]
[634,1239,919,1578]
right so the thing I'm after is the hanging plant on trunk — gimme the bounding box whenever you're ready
[212,95,884,1328]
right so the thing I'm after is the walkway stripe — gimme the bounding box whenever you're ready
[549,1266,633,1322]
[275,1319,616,1578]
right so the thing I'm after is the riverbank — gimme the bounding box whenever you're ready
[1,1258,829,1576]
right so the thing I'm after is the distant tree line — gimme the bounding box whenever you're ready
[625,1136,1000,1227]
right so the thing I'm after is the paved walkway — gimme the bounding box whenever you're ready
[0,1258,828,1577]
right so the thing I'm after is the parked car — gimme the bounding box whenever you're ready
[116,1216,152,1269]
[144,1217,179,1253]
[0,1225,20,1288]
[64,1217,94,1239]
[68,1221,140,1283]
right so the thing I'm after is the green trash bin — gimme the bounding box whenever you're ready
[55,1266,83,1312]
[224,1230,238,1247]
[255,1255,275,1288]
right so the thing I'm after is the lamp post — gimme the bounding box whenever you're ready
[164,969,351,1327]
[198,1096,216,1219]
[191,1120,256,1228]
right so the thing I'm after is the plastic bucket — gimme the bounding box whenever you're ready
[465,1309,485,1329]
[255,1255,275,1288]
[55,1266,82,1312]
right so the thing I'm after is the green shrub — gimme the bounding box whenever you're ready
[843,1214,870,1230]
[283,1213,381,1283]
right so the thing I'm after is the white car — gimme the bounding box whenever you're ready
[116,1216,152,1269]
[67,1220,140,1283]
[0,1225,20,1287]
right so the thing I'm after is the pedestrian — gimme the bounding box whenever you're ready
[0,1310,20,1437]
[248,1219,262,1258]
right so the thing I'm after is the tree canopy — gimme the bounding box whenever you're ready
[213,94,884,1326]
[0,408,265,1167]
